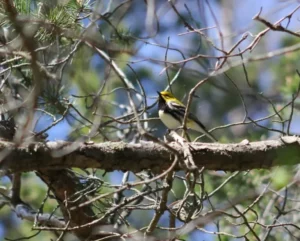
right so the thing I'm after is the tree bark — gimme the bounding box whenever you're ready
[0,136,299,174]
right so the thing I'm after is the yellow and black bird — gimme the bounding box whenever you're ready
[157,91,217,142]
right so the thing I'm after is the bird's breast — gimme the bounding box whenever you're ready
[159,110,181,129]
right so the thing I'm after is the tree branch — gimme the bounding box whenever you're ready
[0,136,299,173]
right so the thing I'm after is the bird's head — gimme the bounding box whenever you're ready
[157,91,175,102]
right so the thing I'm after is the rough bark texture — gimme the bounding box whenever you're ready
[0,136,299,174]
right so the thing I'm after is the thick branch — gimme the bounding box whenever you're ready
[0,136,299,173]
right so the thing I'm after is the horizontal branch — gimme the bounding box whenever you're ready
[0,136,299,174]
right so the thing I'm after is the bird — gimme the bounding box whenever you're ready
[157,91,217,142]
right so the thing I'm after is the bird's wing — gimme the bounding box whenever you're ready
[188,112,218,142]
[167,101,205,126]
[165,101,186,122]
[167,101,217,141]
[187,112,207,130]
[167,100,186,111]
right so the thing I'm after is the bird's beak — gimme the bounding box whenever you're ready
[157,91,161,97]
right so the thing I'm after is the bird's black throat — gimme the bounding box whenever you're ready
[157,94,167,111]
